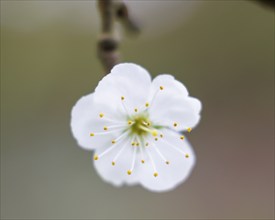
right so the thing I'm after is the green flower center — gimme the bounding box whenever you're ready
[128,113,157,137]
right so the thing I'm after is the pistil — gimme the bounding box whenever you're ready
[138,125,158,137]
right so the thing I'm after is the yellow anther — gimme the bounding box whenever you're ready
[127,170,132,175]
[160,86,164,90]
[154,138,158,141]
[94,155,98,161]
[151,130,158,137]
[180,135,185,140]
[166,161,170,165]
[121,96,125,101]
[134,108,138,112]
[147,122,151,126]
[128,120,133,125]
[187,127,192,133]
[160,134,163,138]
[173,123,178,127]
[103,126,108,131]
[153,172,158,177]
[112,140,116,144]
[112,161,115,166]
[185,154,189,158]
[145,142,149,147]
[131,142,135,146]
[141,160,145,164]
[145,102,149,107]
[99,113,104,118]
[90,133,94,137]
[136,142,140,147]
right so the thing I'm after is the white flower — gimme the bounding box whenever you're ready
[71,63,202,192]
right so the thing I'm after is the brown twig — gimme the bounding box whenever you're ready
[97,0,119,74]
[114,1,141,34]
[97,0,140,74]
[254,0,275,8]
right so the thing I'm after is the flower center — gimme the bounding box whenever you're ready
[128,113,158,137]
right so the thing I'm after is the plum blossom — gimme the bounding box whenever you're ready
[71,63,202,192]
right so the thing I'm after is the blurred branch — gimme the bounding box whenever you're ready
[97,0,140,74]
[114,1,141,34]
[254,0,275,8]
[97,0,119,74]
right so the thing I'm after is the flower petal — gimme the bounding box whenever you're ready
[149,92,202,131]
[137,130,196,192]
[94,63,151,114]
[150,74,189,98]
[71,93,122,150]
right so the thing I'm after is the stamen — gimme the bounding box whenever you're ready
[93,154,98,161]
[90,127,124,137]
[144,147,158,177]
[169,129,192,148]
[113,130,129,143]
[112,137,133,164]
[97,131,129,158]
[169,124,193,133]
[150,139,170,165]
[160,134,164,138]
[165,128,188,141]
[132,136,140,147]
[136,136,145,164]
[149,86,164,108]
[120,96,130,115]
[159,137,188,156]
[106,124,128,130]
[127,146,137,176]
[103,126,108,131]
[142,121,149,126]
[98,113,125,124]
[135,102,149,113]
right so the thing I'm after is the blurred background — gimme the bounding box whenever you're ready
[1,0,274,219]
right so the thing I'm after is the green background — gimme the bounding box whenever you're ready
[1,1,274,219]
